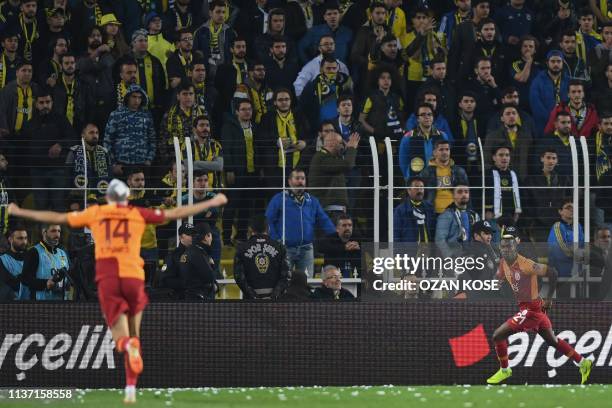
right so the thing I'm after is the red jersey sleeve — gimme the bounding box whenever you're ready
[137,207,165,224]
[496,262,506,281]
[66,206,98,228]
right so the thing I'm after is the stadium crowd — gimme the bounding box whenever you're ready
[0,0,612,302]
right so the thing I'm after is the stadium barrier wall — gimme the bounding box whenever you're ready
[1,302,611,388]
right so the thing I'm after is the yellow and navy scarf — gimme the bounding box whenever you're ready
[15,85,32,132]
[554,130,570,146]
[117,81,129,106]
[62,76,75,125]
[19,13,38,61]
[135,54,155,105]
[209,23,222,55]
[193,137,223,188]
[595,131,612,181]
[243,124,255,173]
[276,111,300,168]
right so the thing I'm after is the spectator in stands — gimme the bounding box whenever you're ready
[191,116,224,190]
[17,0,41,64]
[393,176,436,243]
[191,57,216,118]
[309,126,359,217]
[451,91,483,181]
[405,88,453,141]
[233,59,274,125]
[284,0,326,43]
[319,214,361,278]
[530,50,570,136]
[472,18,508,86]
[494,0,534,49]
[265,36,300,92]
[0,227,28,300]
[334,95,362,209]
[435,184,480,258]
[448,0,490,82]
[0,61,39,138]
[464,56,501,126]
[590,225,612,299]
[486,86,537,136]
[260,89,308,190]
[234,215,291,299]
[179,222,217,301]
[593,112,612,221]
[0,153,10,234]
[589,23,612,88]
[576,8,601,53]
[420,139,469,214]
[383,0,407,40]
[0,29,21,91]
[418,58,456,123]
[294,35,349,97]
[311,264,355,299]
[145,12,175,68]
[22,91,76,211]
[213,37,248,125]
[254,8,298,65]
[537,111,574,176]
[37,35,68,88]
[367,35,405,89]
[558,29,590,82]
[160,223,197,299]
[166,28,197,88]
[359,66,405,143]
[594,63,612,116]
[399,103,448,180]
[301,56,353,125]
[104,84,155,177]
[101,13,129,59]
[43,8,70,54]
[548,198,584,281]
[70,0,109,53]
[234,0,269,49]
[525,147,570,242]
[222,99,263,243]
[21,224,70,301]
[114,59,138,108]
[193,0,236,79]
[439,0,472,47]
[52,52,94,133]
[163,0,204,42]
[544,80,599,138]
[65,123,110,208]
[509,35,541,111]
[483,104,533,177]
[298,2,352,64]
[484,145,523,232]
[265,168,336,278]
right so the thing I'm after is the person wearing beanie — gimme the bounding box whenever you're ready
[145,11,175,68]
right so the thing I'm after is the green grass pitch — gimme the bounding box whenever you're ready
[2,385,611,408]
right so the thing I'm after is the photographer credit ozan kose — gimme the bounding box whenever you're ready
[370,251,500,293]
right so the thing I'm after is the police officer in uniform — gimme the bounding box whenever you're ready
[159,223,197,298]
[234,215,290,299]
[179,222,217,301]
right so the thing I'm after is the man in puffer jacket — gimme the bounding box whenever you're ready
[104,84,156,177]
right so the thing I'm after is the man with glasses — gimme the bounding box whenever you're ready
[294,35,349,97]
[311,265,355,299]
[233,59,274,125]
[166,28,196,88]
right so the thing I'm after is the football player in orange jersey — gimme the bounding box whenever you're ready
[486,226,592,385]
[8,179,227,403]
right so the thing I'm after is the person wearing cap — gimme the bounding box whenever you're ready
[7,179,228,404]
[234,214,291,299]
[159,222,197,298]
[179,221,218,301]
[298,1,352,64]
[101,13,130,59]
[435,184,480,259]
[0,27,21,90]
[44,7,69,43]
[145,11,175,68]
[103,83,155,176]
[455,219,502,300]
[128,28,167,122]
[529,50,570,135]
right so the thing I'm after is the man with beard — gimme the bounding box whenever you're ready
[0,227,28,300]
[37,36,68,88]
[233,59,274,125]
[266,168,336,278]
[537,111,574,176]
[418,58,456,123]
[190,58,216,119]
[294,35,349,97]
[264,36,300,91]
[77,26,115,134]
[319,214,362,278]
[21,224,70,301]
[530,50,570,136]
[486,86,537,136]
[298,2,352,64]
[253,8,298,65]
[439,0,472,47]
[0,28,21,91]
[71,0,111,53]
[16,0,40,64]
[544,79,600,139]
[470,18,508,86]
[558,29,590,82]
[114,59,138,108]
[163,0,203,43]
[21,91,76,211]
[435,184,480,259]
[51,53,95,132]
[191,116,224,191]
[65,123,111,207]
[166,28,197,88]
[463,57,501,127]
[213,37,248,127]
[393,177,436,244]
[593,112,612,221]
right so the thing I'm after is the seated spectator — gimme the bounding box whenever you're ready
[399,103,448,180]
[265,169,336,278]
[104,84,155,177]
[311,265,355,300]
[234,215,291,299]
[419,139,468,214]
[543,79,599,138]
[393,176,436,243]
[435,184,480,259]
[298,2,352,64]
[319,214,362,278]
[548,198,584,279]
[308,125,359,216]
[0,227,28,300]
[529,50,570,136]
[484,145,523,232]
[536,111,574,176]
[405,88,453,142]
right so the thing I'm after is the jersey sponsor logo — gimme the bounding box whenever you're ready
[0,325,116,381]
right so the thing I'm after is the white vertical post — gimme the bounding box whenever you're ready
[569,136,580,298]
[278,138,286,246]
[369,136,380,242]
[81,138,88,210]
[477,137,485,219]
[580,136,591,298]
[173,137,183,243]
[185,137,194,224]
[385,137,393,243]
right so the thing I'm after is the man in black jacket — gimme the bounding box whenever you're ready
[234,215,290,299]
[319,214,361,278]
[159,223,197,298]
[179,222,217,301]
[311,264,355,300]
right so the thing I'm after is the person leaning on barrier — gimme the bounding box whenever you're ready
[234,215,291,300]
[179,222,217,301]
[311,265,355,300]
[159,223,198,299]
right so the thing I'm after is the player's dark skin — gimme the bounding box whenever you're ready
[492,238,559,347]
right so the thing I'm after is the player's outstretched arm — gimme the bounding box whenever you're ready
[8,203,69,224]
[163,193,228,221]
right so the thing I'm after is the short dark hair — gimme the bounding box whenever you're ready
[209,0,226,11]
[231,36,247,47]
[379,34,396,45]
[556,110,571,120]
[600,111,612,120]
[193,115,210,127]
[500,103,518,114]
[248,215,268,234]
[269,8,285,18]
[578,7,595,18]
[558,197,573,210]
[320,119,336,131]
[176,80,194,93]
[492,144,512,155]
[407,176,425,187]
[320,55,338,67]
[369,1,387,12]
[459,90,477,101]
[540,147,557,157]
[119,58,138,70]
[474,56,491,68]
[177,28,192,39]
[416,102,434,114]
[335,214,352,226]
[560,28,576,40]
[434,138,450,149]
[60,52,76,63]
[289,168,306,178]
[477,17,496,31]
[568,79,585,89]
[235,98,252,110]
[273,88,292,101]
[501,86,518,97]
[519,35,539,50]
[270,35,286,46]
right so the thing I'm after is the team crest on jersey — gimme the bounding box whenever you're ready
[255,254,270,274]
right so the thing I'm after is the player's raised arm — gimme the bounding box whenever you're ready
[8,203,69,225]
[162,193,228,221]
